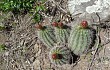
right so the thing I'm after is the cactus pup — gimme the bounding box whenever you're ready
[36,24,56,48]
[68,21,96,55]
[52,22,70,44]
[49,45,72,66]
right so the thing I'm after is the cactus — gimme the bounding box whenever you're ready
[52,22,70,44]
[68,21,96,55]
[49,45,72,66]
[37,24,56,48]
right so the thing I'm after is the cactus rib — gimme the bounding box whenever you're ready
[55,26,70,44]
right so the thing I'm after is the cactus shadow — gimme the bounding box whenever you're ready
[63,25,71,29]
[89,28,97,49]
[69,52,80,64]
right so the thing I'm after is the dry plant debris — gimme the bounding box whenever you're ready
[0,0,110,70]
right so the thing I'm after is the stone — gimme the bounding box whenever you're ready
[34,43,42,57]
[33,59,40,70]
[67,0,110,21]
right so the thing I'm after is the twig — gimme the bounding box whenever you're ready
[51,0,67,13]
[96,13,101,24]
[88,34,100,70]
[101,40,110,46]
[88,13,101,70]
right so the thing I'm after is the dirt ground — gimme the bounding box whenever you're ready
[0,0,110,70]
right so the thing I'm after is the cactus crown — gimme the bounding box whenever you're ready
[80,21,88,29]
[58,22,64,28]
[52,22,58,27]
[36,24,45,30]
[52,22,64,28]
[52,53,63,60]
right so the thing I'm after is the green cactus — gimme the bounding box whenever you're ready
[49,45,72,66]
[37,25,56,48]
[68,21,96,55]
[52,22,70,44]
[55,27,70,44]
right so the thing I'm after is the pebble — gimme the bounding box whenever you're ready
[33,59,40,70]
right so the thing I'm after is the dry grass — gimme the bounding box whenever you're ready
[0,0,110,70]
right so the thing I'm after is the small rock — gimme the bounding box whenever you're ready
[33,59,40,70]
[34,43,42,57]
[5,51,9,56]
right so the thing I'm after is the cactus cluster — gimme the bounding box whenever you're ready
[49,45,72,66]
[37,22,70,48]
[36,20,96,66]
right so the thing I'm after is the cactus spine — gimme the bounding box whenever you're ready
[49,45,72,66]
[37,24,56,48]
[68,21,96,55]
